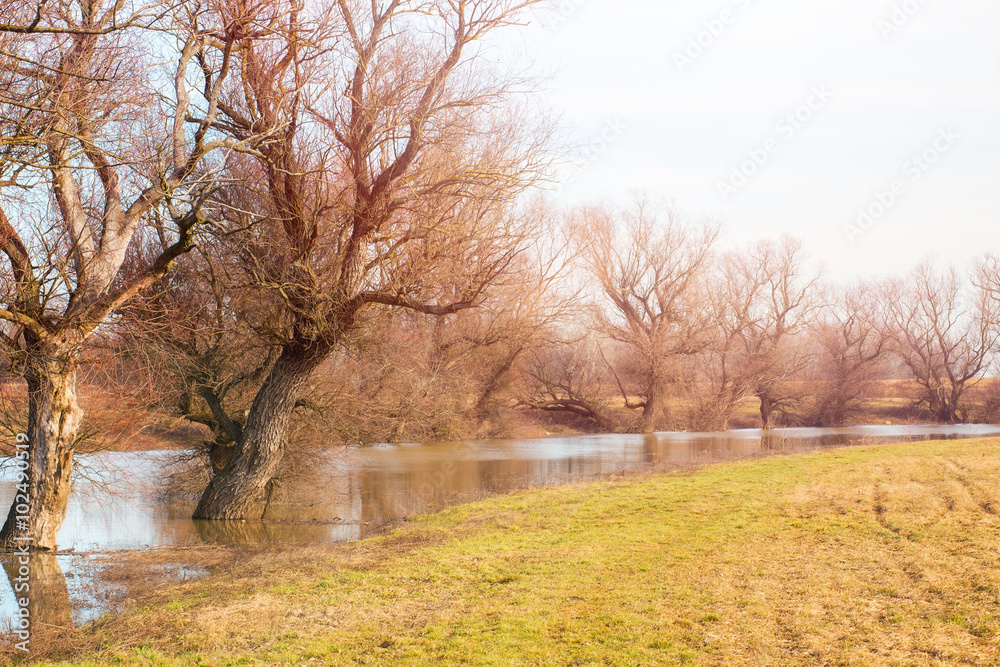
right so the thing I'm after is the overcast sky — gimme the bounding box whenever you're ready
[514,0,1000,282]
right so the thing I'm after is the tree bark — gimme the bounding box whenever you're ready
[0,354,83,552]
[192,346,327,520]
[936,399,958,424]
[640,373,671,433]
[472,348,523,421]
[758,390,775,429]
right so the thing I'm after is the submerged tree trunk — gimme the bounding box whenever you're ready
[0,355,83,552]
[822,392,848,427]
[936,399,959,424]
[193,347,327,520]
[924,385,959,423]
[759,392,775,429]
[640,373,671,433]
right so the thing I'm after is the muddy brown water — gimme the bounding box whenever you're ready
[1,424,999,629]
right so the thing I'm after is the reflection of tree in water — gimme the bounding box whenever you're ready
[191,519,339,545]
[759,431,787,451]
[2,552,72,629]
[192,520,280,544]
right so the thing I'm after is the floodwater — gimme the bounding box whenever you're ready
[1,424,999,630]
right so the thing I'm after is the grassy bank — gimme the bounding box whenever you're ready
[22,438,1000,665]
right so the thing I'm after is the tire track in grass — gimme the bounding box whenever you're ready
[941,457,998,516]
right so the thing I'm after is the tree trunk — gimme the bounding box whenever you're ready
[830,395,848,427]
[472,348,522,422]
[193,347,326,520]
[924,385,958,423]
[759,391,775,429]
[0,357,83,552]
[640,374,671,433]
[937,400,958,424]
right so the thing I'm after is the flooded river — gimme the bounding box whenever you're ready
[2,424,999,628]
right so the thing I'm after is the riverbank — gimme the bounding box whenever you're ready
[5,376,997,459]
[10,436,1000,665]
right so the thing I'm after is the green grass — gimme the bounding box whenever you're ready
[22,437,1000,665]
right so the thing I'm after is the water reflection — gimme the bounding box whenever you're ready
[0,425,995,553]
[1,553,73,631]
[0,423,998,630]
[190,519,358,544]
[355,425,1000,522]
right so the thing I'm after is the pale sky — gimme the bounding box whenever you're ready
[516,0,1000,282]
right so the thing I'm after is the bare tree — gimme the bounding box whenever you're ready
[0,0,250,549]
[977,254,1000,342]
[574,197,719,432]
[887,262,998,423]
[806,282,889,426]
[456,208,580,428]
[186,0,550,519]
[110,240,278,472]
[317,216,576,443]
[520,334,612,429]
[114,205,567,485]
[695,237,817,429]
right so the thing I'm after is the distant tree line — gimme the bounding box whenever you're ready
[123,194,1000,451]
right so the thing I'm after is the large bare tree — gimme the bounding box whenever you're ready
[0,0,248,549]
[696,237,817,429]
[888,262,998,423]
[184,0,550,519]
[806,282,889,426]
[573,198,718,432]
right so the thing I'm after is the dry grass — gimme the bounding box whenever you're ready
[6,437,1000,665]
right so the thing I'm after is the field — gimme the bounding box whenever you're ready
[10,436,999,665]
